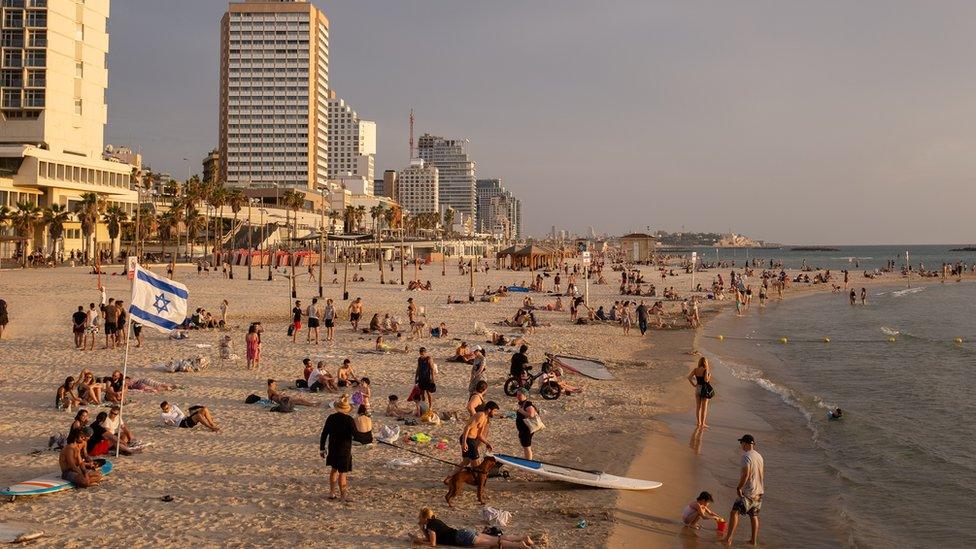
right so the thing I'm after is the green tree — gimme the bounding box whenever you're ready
[75,192,103,263]
[42,204,72,263]
[12,202,41,267]
[103,205,128,260]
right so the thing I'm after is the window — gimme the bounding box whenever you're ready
[2,29,24,47]
[73,98,82,115]
[3,50,22,68]
[74,23,84,41]
[25,50,44,67]
[4,11,23,28]
[2,89,20,108]
[27,30,45,47]
[24,89,42,107]
[25,11,45,27]
[75,61,83,78]
[1,69,21,87]
[26,69,43,87]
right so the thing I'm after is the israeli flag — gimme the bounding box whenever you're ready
[129,266,189,333]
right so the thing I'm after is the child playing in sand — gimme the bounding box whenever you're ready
[682,491,724,529]
[385,394,412,419]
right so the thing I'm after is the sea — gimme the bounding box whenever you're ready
[661,266,976,547]
[699,243,976,272]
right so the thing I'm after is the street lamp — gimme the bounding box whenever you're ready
[247,198,256,280]
[316,184,330,299]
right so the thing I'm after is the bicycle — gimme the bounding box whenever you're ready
[503,361,561,400]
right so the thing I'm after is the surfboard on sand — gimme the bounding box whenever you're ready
[551,354,614,380]
[1,460,113,500]
[492,453,661,490]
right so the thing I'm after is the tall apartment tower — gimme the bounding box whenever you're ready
[326,90,375,181]
[0,0,137,260]
[476,179,521,239]
[417,133,475,221]
[397,158,438,215]
[219,0,330,190]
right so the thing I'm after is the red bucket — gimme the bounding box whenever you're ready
[716,519,727,533]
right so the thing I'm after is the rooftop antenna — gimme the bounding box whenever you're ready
[409,108,414,161]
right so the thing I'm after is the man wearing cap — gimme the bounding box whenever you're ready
[468,346,487,395]
[320,395,356,503]
[724,434,765,546]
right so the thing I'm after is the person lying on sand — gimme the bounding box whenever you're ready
[410,507,533,548]
[268,379,319,407]
[375,335,409,353]
[159,401,220,432]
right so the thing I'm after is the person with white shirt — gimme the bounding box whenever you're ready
[306,298,321,344]
[308,361,338,393]
[322,299,337,343]
[724,434,765,546]
[159,401,220,432]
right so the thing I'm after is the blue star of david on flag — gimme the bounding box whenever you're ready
[129,265,189,333]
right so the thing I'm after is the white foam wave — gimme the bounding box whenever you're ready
[880,326,900,336]
[892,287,925,297]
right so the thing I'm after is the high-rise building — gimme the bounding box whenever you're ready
[417,133,475,221]
[380,169,397,200]
[397,159,438,215]
[219,0,330,190]
[0,0,138,261]
[326,90,374,181]
[201,149,220,184]
[476,178,521,238]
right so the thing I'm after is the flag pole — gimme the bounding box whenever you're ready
[116,261,136,458]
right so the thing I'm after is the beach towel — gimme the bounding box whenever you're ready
[481,507,512,527]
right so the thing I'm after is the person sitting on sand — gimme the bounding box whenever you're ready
[682,491,723,529]
[309,361,339,393]
[159,401,220,432]
[368,313,382,333]
[409,507,534,548]
[268,379,319,407]
[60,428,102,488]
[353,404,374,444]
[430,322,449,338]
[104,370,126,404]
[547,363,583,395]
[57,377,81,411]
[76,369,102,405]
[451,342,476,363]
[70,409,90,433]
[352,377,372,415]
[386,394,413,419]
[101,405,138,450]
[337,359,360,388]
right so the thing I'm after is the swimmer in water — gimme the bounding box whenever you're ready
[827,408,843,420]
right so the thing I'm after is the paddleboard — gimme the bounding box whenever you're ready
[492,454,661,490]
[1,461,113,500]
[553,355,614,380]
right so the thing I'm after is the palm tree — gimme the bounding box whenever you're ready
[443,208,455,237]
[369,205,383,235]
[355,205,367,233]
[184,207,206,261]
[103,205,128,261]
[75,192,103,264]
[158,210,179,264]
[344,205,356,234]
[12,202,40,267]
[42,204,72,263]
[226,188,247,278]
[137,205,157,257]
[208,183,227,257]
[168,196,187,261]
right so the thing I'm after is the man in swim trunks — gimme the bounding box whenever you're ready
[59,427,101,488]
[71,305,87,348]
[453,401,499,475]
[291,300,303,343]
[103,297,119,349]
[348,298,363,331]
[724,434,765,546]
[323,298,337,342]
[159,401,221,432]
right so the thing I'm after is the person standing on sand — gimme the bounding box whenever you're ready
[860,287,867,305]
[291,300,303,343]
[320,394,356,503]
[219,299,229,327]
[688,357,713,428]
[246,323,261,370]
[452,401,499,475]
[307,298,321,344]
[621,301,633,335]
[323,298,337,342]
[415,347,436,411]
[514,389,539,460]
[348,297,364,331]
[724,434,764,546]
[849,289,856,306]
[0,298,7,340]
[636,300,649,336]
[72,305,87,348]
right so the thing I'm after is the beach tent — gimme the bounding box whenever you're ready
[511,244,559,270]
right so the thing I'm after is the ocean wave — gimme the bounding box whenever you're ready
[880,326,900,336]
[892,287,925,297]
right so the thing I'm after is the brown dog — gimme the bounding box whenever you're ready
[443,456,497,506]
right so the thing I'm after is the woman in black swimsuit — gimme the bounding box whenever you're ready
[687,357,713,428]
[515,390,539,460]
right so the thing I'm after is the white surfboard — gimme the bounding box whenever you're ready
[492,454,661,490]
[1,461,113,500]
[552,355,614,380]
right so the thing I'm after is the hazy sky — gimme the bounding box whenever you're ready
[105,1,976,244]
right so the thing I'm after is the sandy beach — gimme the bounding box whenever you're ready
[0,259,954,547]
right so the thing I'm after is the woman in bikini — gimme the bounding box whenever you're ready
[688,357,713,428]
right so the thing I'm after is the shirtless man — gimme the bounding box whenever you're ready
[348,298,364,331]
[453,401,500,475]
[60,428,102,488]
[407,297,417,325]
[267,379,319,407]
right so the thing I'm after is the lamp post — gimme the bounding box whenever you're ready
[399,226,405,285]
[317,185,328,298]
[247,198,254,280]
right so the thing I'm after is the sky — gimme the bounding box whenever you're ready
[105,1,976,244]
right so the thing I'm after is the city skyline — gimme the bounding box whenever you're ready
[104,1,976,243]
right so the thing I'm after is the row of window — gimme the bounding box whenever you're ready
[1,68,42,86]
[2,2,49,9]
[2,49,44,68]
[1,28,44,47]
[0,86,41,107]
[0,189,39,207]
[38,161,129,188]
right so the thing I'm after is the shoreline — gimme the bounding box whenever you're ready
[606,275,975,548]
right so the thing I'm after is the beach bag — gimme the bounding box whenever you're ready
[287,325,294,336]
[244,394,262,404]
[700,382,715,400]
[524,415,546,434]
[407,385,422,402]
[481,507,512,527]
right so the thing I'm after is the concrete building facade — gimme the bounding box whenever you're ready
[396,158,438,215]
[0,0,138,261]
[417,133,475,221]
[476,178,520,238]
[219,0,330,191]
[326,90,374,181]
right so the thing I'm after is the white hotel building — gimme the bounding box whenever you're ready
[219,0,330,191]
[326,90,374,182]
[0,0,137,261]
[396,158,438,215]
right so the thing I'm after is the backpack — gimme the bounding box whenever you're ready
[244,394,262,404]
